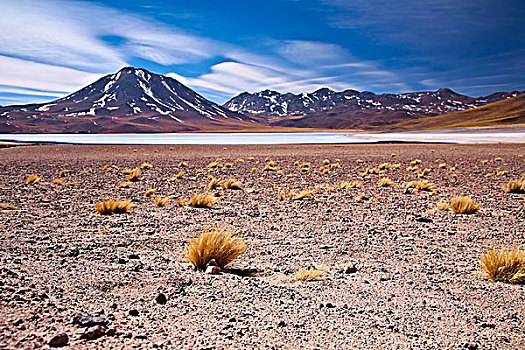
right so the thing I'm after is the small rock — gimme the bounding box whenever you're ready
[155,293,167,305]
[118,258,127,264]
[480,322,496,329]
[71,313,108,327]
[68,247,79,257]
[344,265,357,274]
[128,253,140,260]
[47,332,69,347]
[320,245,333,249]
[207,259,218,267]
[81,325,106,340]
[325,302,336,308]
[129,309,139,317]
[277,320,287,327]
[415,216,433,223]
[134,334,148,339]
[205,266,221,274]
[464,341,479,350]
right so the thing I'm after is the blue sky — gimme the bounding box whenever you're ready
[0,0,524,106]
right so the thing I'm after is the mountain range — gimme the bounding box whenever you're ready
[0,67,522,133]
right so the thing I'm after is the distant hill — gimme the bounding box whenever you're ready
[224,88,522,129]
[383,94,525,130]
[0,67,260,133]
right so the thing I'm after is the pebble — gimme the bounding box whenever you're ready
[155,293,167,305]
[47,332,69,347]
[81,325,106,340]
[129,309,139,316]
[205,266,221,274]
[344,265,357,274]
[71,313,109,327]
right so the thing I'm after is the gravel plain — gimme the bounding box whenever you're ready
[0,143,524,349]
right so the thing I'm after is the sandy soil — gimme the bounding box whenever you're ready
[0,143,524,349]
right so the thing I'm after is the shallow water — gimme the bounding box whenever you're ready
[0,129,523,144]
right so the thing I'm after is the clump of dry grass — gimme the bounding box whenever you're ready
[25,174,41,184]
[208,177,221,189]
[263,163,276,171]
[292,190,315,200]
[101,165,109,171]
[207,161,219,169]
[127,168,140,181]
[121,168,132,175]
[278,190,286,201]
[355,194,369,202]
[295,267,324,281]
[405,180,437,192]
[221,178,242,190]
[140,162,153,169]
[503,179,525,193]
[494,157,502,162]
[496,171,508,177]
[170,171,184,180]
[410,159,422,165]
[58,169,66,177]
[179,161,188,167]
[438,163,446,168]
[325,186,335,193]
[436,196,480,214]
[52,179,65,185]
[117,181,132,188]
[155,196,170,207]
[356,159,364,163]
[417,168,432,178]
[184,225,249,269]
[377,177,395,187]
[450,196,481,214]
[0,203,20,210]
[95,199,134,215]
[223,163,232,168]
[236,158,244,163]
[480,247,525,283]
[180,192,221,208]
[145,188,156,197]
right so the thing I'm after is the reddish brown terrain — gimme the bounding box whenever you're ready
[1,143,524,349]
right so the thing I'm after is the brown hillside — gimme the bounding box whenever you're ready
[385,93,525,131]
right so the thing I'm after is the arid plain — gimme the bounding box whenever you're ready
[1,143,524,349]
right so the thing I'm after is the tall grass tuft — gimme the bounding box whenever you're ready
[127,168,140,181]
[377,177,395,187]
[155,196,170,207]
[140,162,153,169]
[117,181,132,188]
[170,171,184,180]
[25,174,41,184]
[58,169,66,177]
[405,180,437,192]
[0,203,20,210]
[295,267,324,281]
[180,192,221,208]
[208,177,221,190]
[145,188,156,197]
[221,178,242,189]
[95,199,134,215]
[503,179,525,193]
[184,225,249,269]
[292,190,315,200]
[480,247,525,283]
[450,196,481,214]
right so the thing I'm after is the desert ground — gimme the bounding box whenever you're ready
[0,143,524,349]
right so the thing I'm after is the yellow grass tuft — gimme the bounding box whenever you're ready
[181,192,221,208]
[25,174,41,184]
[480,247,525,283]
[207,161,219,169]
[208,177,221,190]
[58,169,66,177]
[140,162,153,169]
[145,188,156,197]
[101,165,109,171]
[377,177,395,187]
[378,162,389,170]
[323,168,329,174]
[263,163,276,171]
[410,159,422,165]
[127,168,140,181]
[356,159,364,163]
[236,158,244,163]
[330,163,340,168]
[184,225,249,269]
[322,159,330,165]
[121,168,132,175]
[179,161,188,167]
[496,171,508,177]
[295,267,324,281]
[325,186,335,193]
[117,181,132,188]
[276,170,284,176]
[355,194,368,202]
[481,160,489,164]
[224,163,233,168]
[278,190,286,201]
[52,179,65,185]
[170,171,184,180]
[196,169,203,174]
[439,163,446,168]
[221,178,242,189]
[494,157,502,161]
[292,190,315,200]
[503,179,525,193]
[251,167,257,172]
[405,180,437,191]
[0,203,20,210]
[155,196,170,207]
[436,196,480,213]
[95,199,134,215]
[247,157,254,161]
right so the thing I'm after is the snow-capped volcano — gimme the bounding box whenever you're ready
[0,67,253,133]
